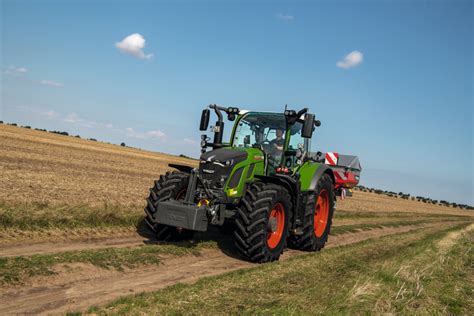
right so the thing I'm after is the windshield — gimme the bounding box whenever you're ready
[232,112,287,170]
[288,122,309,151]
[232,112,287,148]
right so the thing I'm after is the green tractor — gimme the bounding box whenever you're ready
[144,105,336,263]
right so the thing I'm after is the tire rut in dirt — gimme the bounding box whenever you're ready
[0,223,444,315]
[234,182,292,263]
[0,235,143,257]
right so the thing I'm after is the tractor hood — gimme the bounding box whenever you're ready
[199,147,265,195]
[200,147,248,165]
[199,148,250,190]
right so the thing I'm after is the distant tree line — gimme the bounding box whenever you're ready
[1,121,119,147]
[179,154,199,161]
[354,185,473,210]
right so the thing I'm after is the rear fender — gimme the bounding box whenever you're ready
[295,164,335,229]
[308,164,335,192]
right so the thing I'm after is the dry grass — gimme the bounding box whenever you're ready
[0,124,197,206]
[0,226,136,244]
[91,223,473,315]
[0,241,215,285]
[338,190,472,217]
[2,124,470,217]
[1,123,471,246]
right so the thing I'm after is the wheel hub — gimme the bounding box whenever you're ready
[266,203,285,249]
[314,189,329,238]
[268,217,278,233]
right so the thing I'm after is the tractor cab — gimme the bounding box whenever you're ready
[199,106,318,177]
[230,111,310,174]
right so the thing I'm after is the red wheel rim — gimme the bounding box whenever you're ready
[267,203,285,249]
[314,190,329,237]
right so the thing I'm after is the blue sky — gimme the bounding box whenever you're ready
[1,0,472,205]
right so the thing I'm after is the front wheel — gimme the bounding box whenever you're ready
[234,182,292,263]
[145,171,194,241]
[290,173,335,251]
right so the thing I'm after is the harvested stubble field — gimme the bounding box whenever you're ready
[0,124,197,206]
[0,124,472,314]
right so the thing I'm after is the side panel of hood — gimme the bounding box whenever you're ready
[199,147,266,198]
[200,148,248,163]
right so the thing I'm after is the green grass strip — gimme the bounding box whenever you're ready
[334,210,471,219]
[1,201,469,232]
[0,241,216,285]
[1,218,465,285]
[0,201,143,230]
[88,223,472,315]
[330,218,456,235]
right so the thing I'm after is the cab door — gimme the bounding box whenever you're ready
[284,122,311,171]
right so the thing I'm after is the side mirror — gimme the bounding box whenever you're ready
[199,109,210,131]
[301,113,315,138]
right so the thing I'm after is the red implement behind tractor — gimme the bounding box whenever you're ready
[324,152,362,198]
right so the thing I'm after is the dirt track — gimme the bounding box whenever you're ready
[0,235,144,257]
[0,224,440,315]
[0,221,405,257]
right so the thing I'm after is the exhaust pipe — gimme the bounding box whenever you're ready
[210,104,224,145]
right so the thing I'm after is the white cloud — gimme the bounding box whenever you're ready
[14,106,114,130]
[4,67,64,87]
[115,33,153,60]
[183,138,198,145]
[4,66,28,76]
[43,110,58,119]
[15,105,34,112]
[62,112,97,128]
[147,130,166,139]
[39,80,63,87]
[276,13,294,21]
[15,106,58,120]
[64,112,80,123]
[125,127,166,140]
[336,50,364,69]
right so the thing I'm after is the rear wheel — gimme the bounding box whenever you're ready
[290,173,335,251]
[234,182,292,263]
[145,171,194,241]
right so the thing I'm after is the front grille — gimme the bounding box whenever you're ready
[199,161,229,189]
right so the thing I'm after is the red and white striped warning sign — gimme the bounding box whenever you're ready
[334,170,347,181]
[325,152,339,166]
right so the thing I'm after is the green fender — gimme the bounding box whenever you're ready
[298,162,335,192]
